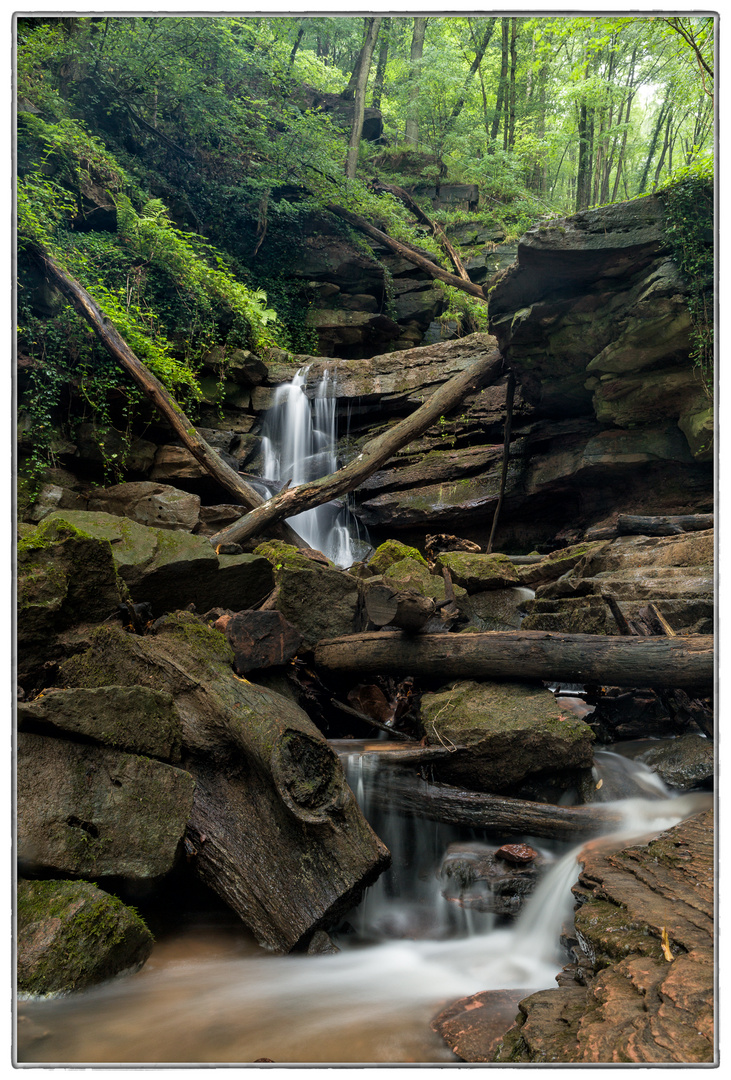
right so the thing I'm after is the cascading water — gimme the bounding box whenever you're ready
[17,744,712,1065]
[258,367,367,567]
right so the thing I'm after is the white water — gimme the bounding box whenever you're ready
[17,747,711,1065]
[259,367,367,567]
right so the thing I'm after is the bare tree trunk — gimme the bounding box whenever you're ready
[28,244,307,548]
[404,16,428,146]
[507,17,518,150]
[345,17,381,179]
[371,17,390,110]
[490,18,510,145]
[209,345,503,549]
[444,17,497,134]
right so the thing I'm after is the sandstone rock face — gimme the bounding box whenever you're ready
[493,808,714,1064]
[17,732,195,879]
[17,685,183,762]
[87,481,201,532]
[17,879,154,995]
[421,681,595,793]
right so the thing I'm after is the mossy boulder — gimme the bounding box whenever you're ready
[368,539,427,575]
[521,595,616,635]
[17,878,153,996]
[458,587,534,631]
[516,541,609,588]
[42,510,273,616]
[17,731,195,879]
[17,685,183,762]
[380,557,466,606]
[436,552,520,593]
[17,517,127,684]
[421,680,594,793]
[254,541,359,648]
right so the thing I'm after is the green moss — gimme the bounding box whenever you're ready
[368,539,427,575]
[253,540,332,574]
[153,610,233,664]
[17,515,94,556]
[574,899,665,967]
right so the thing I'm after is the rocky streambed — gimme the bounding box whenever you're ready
[16,192,714,1065]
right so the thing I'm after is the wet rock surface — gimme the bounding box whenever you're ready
[440,842,542,917]
[492,808,714,1063]
[17,878,154,996]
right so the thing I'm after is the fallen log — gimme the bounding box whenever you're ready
[327,204,488,301]
[314,631,714,692]
[209,344,503,549]
[365,585,435,631]
[27,243,306,550]
[617,514,713,536]
[370,179,472,282]
[363,768,624,841]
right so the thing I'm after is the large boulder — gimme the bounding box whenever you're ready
[638,734,713,791]
[87,481,201,532]
[436,552,520,593]
[420,681,595,793]
[42,510,273,617]
[17,731,195,879]
[17,878,154,995]
[17,516,127,685]
[253,541,360,648]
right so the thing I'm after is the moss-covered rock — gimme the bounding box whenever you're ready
[17,878,153,995]
[368,539,427,575]
[421,680,594,793]
[458,587,534,631]
[17,731,195,879]
[253,541,358,647]
[521,595,616,635]
[17,516,127,684]
[17,685,183,762]
[516,541,609,588]
[436,552,520,593]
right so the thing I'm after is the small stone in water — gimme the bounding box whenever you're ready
[495,843,537,865]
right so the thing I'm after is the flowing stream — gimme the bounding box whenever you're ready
[17,745,710,1066]
[258,367,367,567]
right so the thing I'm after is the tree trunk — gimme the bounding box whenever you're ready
[404,17,427,146]
[639,89,671,193]
[327,204,487,299]
[288,22,305,68]
[345,17,382,179]
[364,585,436,631]
[371,17,390,110]
[444,17,497,133]
[490,18,510,145]
[364,769,625,841]
[314,631,714,692]
[209,344,503,549]
[617,513,714,536]
[507,17,518,150]
[28,244,306,548]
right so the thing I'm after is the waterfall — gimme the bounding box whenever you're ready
[258,367,367,567]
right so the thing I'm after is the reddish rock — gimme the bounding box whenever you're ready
[431,989,531,1062]
[495,843,538,865]
[222,610,303,674]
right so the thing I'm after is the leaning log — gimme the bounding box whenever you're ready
[314,631,714,692]
[27,243,306,549]
[617,514,714,536]
[209,344,503,549]
[327,204,488,301]
[363,769,624,841]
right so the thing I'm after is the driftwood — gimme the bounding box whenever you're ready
[363,769,624,841]
[314,631,714,692]
[327,204,488,301]
[617,513,713,536]
[28,244,305,549]
[209,345,503,549]
[364,585,436,631]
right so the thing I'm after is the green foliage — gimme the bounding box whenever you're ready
[658,169,714,396]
